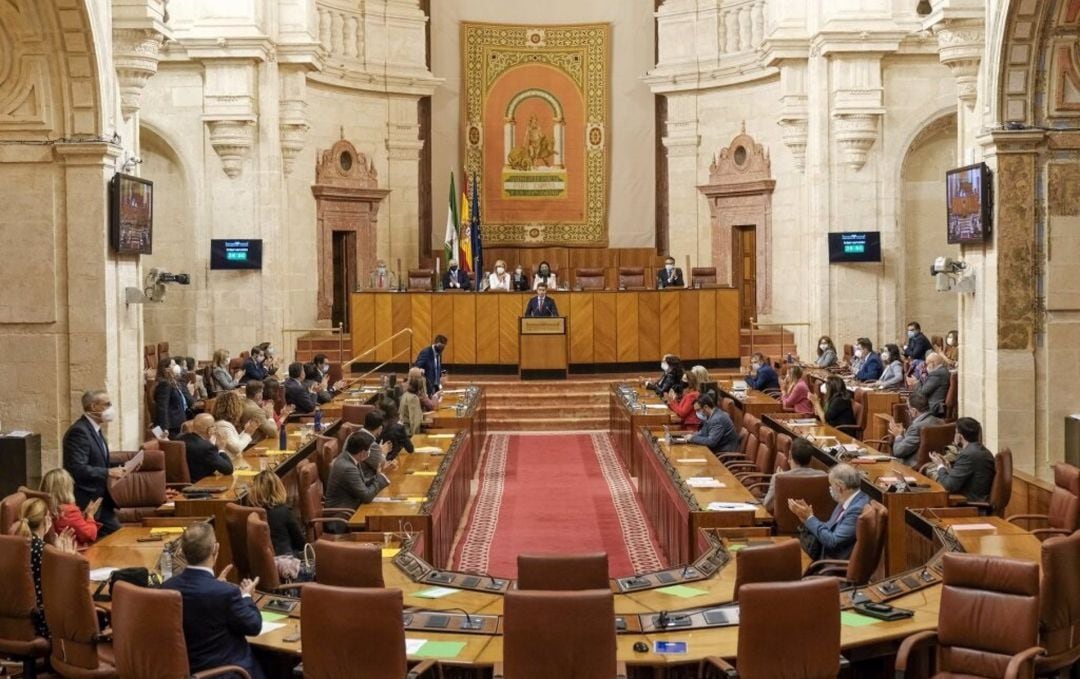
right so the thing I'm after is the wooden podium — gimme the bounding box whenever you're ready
[519,317,568,380]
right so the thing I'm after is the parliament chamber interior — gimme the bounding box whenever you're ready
[1,0,1080,678]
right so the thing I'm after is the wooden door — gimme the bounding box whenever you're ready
[732,225,757,328]
[332,231,356,331]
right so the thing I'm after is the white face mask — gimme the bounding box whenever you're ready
[880,352,889,362]
[665,264,674,271]
[819,343,829,350]
[751,362,761,370]
[854,348,864,358]
[946,336,956,346]
[496,266,505,274]
[377,266,387,273]
[661,361,669,372]
[820,384,828,395]
[100,406,117,423]
[320,364,329,374]
[828,485,840,503]
[515,269,523,276]
[171,364,183,377]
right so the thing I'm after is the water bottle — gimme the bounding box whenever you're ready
[313,407,323,433]
[279,422,288,451]
[160,545,173,580]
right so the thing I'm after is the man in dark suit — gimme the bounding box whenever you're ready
[325,430,392,513]
[161,523,264,679]
[889,392,942,467]
[62,390,127,537]
[179,414,233,482]
[415,335,447,394]
[524,282,559,317]
[917,352,951,416]
[789,463,870,560]
[902,321,933,361]
[681,394,739,453]
[746,352,781,392]
[656,256,685,289]
[929,417,995,502]
[442,259,471,290]
[283,362,318,414]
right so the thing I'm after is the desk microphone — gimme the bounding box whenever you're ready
[462,568,503,590]
[439,607,482,630]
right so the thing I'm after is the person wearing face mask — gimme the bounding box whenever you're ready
[745,352,780,393]
[369,258,397,290]
[876,343,905,389]
[645,354,683,396]
[901,321,933,362]
[488,259,512,291]
[525,282,559,317]
[415,334,448,394]
[681,394,739,453]
[62,389,129,537]
[259,342,280,376]
[809,375,857,429]
[888,392,942,467]
[442,258,472,291]
[511,264,530,291]
[664,373,701,430]
[788,463,869,560]
[915,352,950,416]
[656,256,685,289]
[934,329,959,368]
[242,346,268,383]
[780,365,813,415]
[312,353,347,404]
[532,260,557,291]
[210,348,239,394]
[153,359,192,438]
[852,338,884,382]
[815,336,838,368]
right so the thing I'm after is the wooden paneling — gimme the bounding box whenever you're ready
[698,290,717,359]
[431,295,456,364]
[520,333,568,370]
[569,292,595,363]
[638,292,661,362]
[593,292,618,363]
[410,294,432,361]
[679,291,700,359]
[616,293,640,362]
[452,295,477,365]
[498,294,522,364]
[475,296,501,364]
[658,291,681,358]
[374,295,394,362]
[716,288,741,358]
[391,295,412,362]
[350,293,376,360]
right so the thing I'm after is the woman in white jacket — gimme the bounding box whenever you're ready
[212,391,259,463]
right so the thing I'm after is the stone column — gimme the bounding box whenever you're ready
[386,95,424,266]
[662,92,705,266]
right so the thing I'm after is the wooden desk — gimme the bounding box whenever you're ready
[716,380,783,417]
[609,384,677,476]
[519,316,568,378]
[425,388,486,478]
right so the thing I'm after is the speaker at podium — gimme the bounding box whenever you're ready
[519,317,568,380]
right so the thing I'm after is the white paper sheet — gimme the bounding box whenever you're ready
[949,523,999,531]
[707,502,758,512]
[686,477,725,488]
[405,639,428,654]
[258,621,286,636]
[89,567,118,582]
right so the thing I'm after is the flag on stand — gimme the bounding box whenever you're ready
[459,180,473,272]
[469,173,483,281]
[443,171,459,266]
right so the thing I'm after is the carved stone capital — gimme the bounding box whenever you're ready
[932,20,984,108]
[833,112,880,171]
[205,118,256,178]
[777,116,808,170]
[112,28,166,120]
[280,120,310,176]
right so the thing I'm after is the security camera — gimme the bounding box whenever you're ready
[931,257,976,294]
[155,271,191,285]
[124,269,191,304]
[930,257,965,275]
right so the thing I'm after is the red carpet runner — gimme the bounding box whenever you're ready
[449,433,668,578]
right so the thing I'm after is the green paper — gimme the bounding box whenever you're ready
[412,587,460,599]
[413,641,466,659]
[260,611,287,622]
[656,585,709,599]
[726,544,746,552]
[841,611,883,627]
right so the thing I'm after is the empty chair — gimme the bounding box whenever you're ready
[313,540,384,588]
[335,421,363,450]
[574,267,606,290]
[704,578,841,678]
[297,460,350,541]
[1036,530,1080,675]
[516,553,609,591]
[617,267,646,289]
[497,589,622,679]
[894,553,1044,678]
[159,438,191,486]
[0,535,50,678]
[804,501,888,585]
[943,370,959,422]
[224,503,266,579]
[1007,462,1080,539]
[299,584,436,679]
[407,269,434,291]
[966,448,1013,518]
[733,539,802,601]
[773,473,835,535]
[111,581,252,679]
[691,266,717,287]
[41,546,116,678]
[109,447,167,523]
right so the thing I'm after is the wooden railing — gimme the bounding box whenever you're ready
[342,328,415,383]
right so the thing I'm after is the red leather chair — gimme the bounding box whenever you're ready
[516,553,609,591]
[1,491,29,534]
[245,513,299,592]
[1007,462,1080,539]
[297,460,350,541]
[313,435,340,488]
[0,535,50,678]
[967,448,1013,518]
[224,503,266,580]
[1036,530,1080,675]
[41,546,116,678]
[340,404,374,426]
[407,269,434,291]
[617,267,646,290]
[313,540,384,588]
[804,501,888,585]
[772,473,836,535]
[109,447,167,523]
[913,423,957,470]
[691,267,717,287]
[159,438,191,486]
[732,539,802,601]
[574,268,606,290]
[335,421,363,451]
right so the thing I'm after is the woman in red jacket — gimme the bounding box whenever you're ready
[41,468,101,546]
[780,365,814,415]
[665,371,702,430]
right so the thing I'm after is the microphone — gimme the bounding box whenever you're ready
[439,607,483,630]
[461,568,504,590]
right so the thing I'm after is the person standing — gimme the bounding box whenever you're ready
[62,390,128,537]
[415,335,447,394]
[902,321,933,362]
[524,282,559,317]
[153,359,190,438]
[532,261,557,291]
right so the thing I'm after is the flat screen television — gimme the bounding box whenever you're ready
[109,173,153,255]
[210,239,263,270]
[828,231,881,263]
[946,162,992,245]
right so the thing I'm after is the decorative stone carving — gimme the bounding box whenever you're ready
[830,57,884,171]
[112,28,166,120]
[833,113,880,170]
[206,119,255,178]
[776,60,809,170]
[279,67,310,176]
[932,20,984,108]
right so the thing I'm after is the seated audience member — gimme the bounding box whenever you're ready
[936,329,959,368]
[16,499,77,640]
[357,411,394,475]
[691,365,716,400]
[816,336,839,368]
[524,282,559,317]
[853,338,884,382]
[780,365,813,415]
[916,352,950,416]
[259,342,280,376]
[510,264,530,291]
[41,468,101,547]
[400,377,425,435]
[160,524,264,679]
[210,349,239,394]
[926,417,995,502]
[532,260,557,291]
[811,375,856,429]
[183,357,208,402]
[180,413,234,482]
[656,256,685,289]
[407,367,439,411]
[248,471,305,557]
[284,362,319,414]
[312,354,346,404]
[488,259,512,291]
[379,402,415,459]
[153,359,190,438]
[902,321,933,362]
[325,431,392,513]
[212,391,258,460]
[685,394,739,454]
[746,352,781,392]
[369,259,397,290]
[848,337,866,374]
[877,343,905,389]
[261,378,294,430]
[762,439,827,514]
[645,354,683,396]
[889,392,943,467]
[302,362,328,405]
[241,346,268,384]
[241,381,277,442]
[789,463,868,560]
[443,259,471,290]
[664,376,701,430]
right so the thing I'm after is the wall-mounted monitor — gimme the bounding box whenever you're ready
[109,173,153,255]
[210,239,263,270]
[828,231,881,263]
[946,162,992,245]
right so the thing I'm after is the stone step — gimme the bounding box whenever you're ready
[487,415,609,431]
[486,403,609,419]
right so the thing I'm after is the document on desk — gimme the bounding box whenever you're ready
[89,567,118,582]
[707,502,758,512]
[427,434,456,439]
[413,446,445,454]
[405,639,427,655]
[657,585,709,599]
[643,404,669,410]
[686,477,726,488]
[257,621,286,637]
[678,457,708,464]
[948,522,999,531]
[412,640,467,659]
[413,587,459,599]
[409,471,437,477]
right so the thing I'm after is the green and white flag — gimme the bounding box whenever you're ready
[444,171,459,265]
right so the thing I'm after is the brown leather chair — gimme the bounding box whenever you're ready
[617,267,646,290]
[966,448,1013,518]
[227,357,245,375]
[1007,462,1080,539]
[574,267,606,290]
[721,397,738,426]
[516,553,610,591]
[892,401,912,430]
[913,422,957,469]
[691,266,717,287]
[498,589,622,679]
[835,393,865,439]
[705,578,841,678]
[943,370,959,422]
[0,535,50,678]
[313,435,340,487]
[160,438,191,486]
[407,269,434,291]
[224,503,266,580]
[1,491,28,534]
[1036,530,1080,675]
[773,474,836,535]
[109,447,167,523]
[246,513,301,592]
[804,500,888,585]
[335,421,363,451]
[313,540,384,588]
[144,344,158,371]
[112,581,251,679]
[894,553,1044,679]
[299,584,436,679]
[732,539,802,601]
[156,342,170,365]
[41,547,115,678]
[340,404,373,426]
[297,460,350,541]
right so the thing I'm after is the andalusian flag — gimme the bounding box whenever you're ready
[459,181,474,272]
[444,172,459,265]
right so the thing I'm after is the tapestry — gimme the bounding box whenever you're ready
[462,22,610,247]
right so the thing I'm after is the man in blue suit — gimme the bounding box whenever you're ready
[62,389,127,537]
[415,334,447,394]
[745,352,780,392]
[524,282,559,317]
[789,463,869,560]
[161,523,265,679]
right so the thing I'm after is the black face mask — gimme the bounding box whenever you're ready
[449,266,458,273]
[435,344,445,353]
